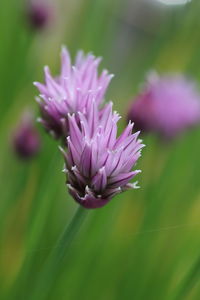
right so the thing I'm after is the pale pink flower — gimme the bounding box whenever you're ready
[128,72,200,139]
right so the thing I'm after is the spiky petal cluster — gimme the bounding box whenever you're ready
[34,47,113,139]
[61,102,144,209]
[127,72,200,139]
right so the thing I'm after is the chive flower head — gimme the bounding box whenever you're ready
[62,102,144,209]
[13,112,41,159]
[34,47,113,139]
[127,73,200,139]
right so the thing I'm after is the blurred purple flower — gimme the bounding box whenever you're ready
[13,112,41,159]
[26,0,51,30]
[61,102,144,209]
[34,47,113,139]
[127,72,200,139]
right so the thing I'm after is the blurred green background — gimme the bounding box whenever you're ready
[1,0,200,299]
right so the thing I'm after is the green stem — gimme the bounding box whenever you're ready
[30,206,88,300]
[174,256,200,300]
[53,206,88,262]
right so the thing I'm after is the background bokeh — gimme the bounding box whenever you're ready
[1,0,200,299]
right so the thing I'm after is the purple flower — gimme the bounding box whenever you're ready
[127,72,200,139]
[34,47,113,139]
[13,112,41,159]
[61,102,144,209]
[26,0,52,30]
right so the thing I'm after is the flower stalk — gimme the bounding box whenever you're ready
[30,206,88,300]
